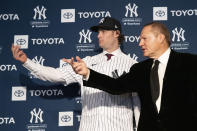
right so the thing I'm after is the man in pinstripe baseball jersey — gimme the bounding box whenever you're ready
[11,17,140,131]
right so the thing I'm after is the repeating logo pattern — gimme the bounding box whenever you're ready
[171,27,190,50]
[29,56,45,79]
[59,111,73,126]
[30,5,50,28]
[27,108,47,131]
[153,7,168,21]
[76,29,95,52]
[122,3,142,26]
[14,35,29,49]
[78,29,92,43]
[12,86,27,101]
[61,9,75,23]
[0,14,19,21]
[1,1,197,131]
[0,117,15,125]
[0,65,17,71]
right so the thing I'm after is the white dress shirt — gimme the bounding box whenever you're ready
[156,48,171,112]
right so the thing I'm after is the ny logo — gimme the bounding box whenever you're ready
[30,108,44,123]
[33,6,47,20]
[79,29,92,43]
[112,69,126,79]
[112,69,119,79]
[132,53,138,61]
[99,18,105,23]
[125,3,138,17]
[29,56,45,79]
[128,53,138,62]
[172,27,186,42]
[32,56,45,65]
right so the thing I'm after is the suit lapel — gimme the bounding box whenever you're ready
[160,50,179,114]
[162,50,177,89]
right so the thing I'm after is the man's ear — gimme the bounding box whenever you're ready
[114,30,120,38]
[158,33,165,44]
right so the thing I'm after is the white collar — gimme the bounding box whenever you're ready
[158,48,171,65]
[103,48,122,57]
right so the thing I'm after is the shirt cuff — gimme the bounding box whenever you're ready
[83,69,90,81]
[22,58,37,71]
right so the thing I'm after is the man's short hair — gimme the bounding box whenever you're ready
[118,33,125,45]
[144,22,171,45]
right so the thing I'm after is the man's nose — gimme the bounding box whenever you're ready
[97,31,103,38]
[139,40,143,47]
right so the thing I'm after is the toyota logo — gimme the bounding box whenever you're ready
[63,12,73,19]
[14,90,24,97]
[155,10,165,17]
[61,115,71,122]
[16,39,26,45]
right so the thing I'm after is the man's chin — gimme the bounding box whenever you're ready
[99,43,103,47]
[143,53,148,57]
[99,45,105,49]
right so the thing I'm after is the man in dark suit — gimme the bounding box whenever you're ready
[64,22,197,131]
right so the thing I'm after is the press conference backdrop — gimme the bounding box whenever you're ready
[0,0,197,130]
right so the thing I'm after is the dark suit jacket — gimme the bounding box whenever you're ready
[84,50,197,131]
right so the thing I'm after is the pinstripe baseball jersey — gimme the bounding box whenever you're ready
[23,48,141,131]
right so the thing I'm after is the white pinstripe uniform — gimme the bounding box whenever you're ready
[23,48,141,131]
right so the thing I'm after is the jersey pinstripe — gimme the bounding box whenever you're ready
[23,49,141,131]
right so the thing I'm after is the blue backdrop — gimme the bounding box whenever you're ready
[1,0,197,130]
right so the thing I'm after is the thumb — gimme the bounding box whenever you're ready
[76,56,83,63]
[11,44,14,52]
